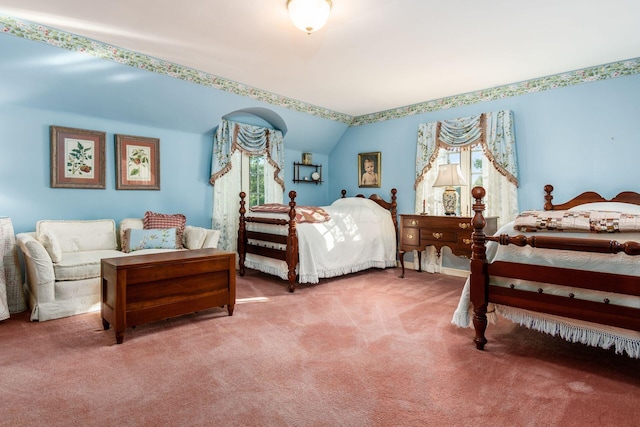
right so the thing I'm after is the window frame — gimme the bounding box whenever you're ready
[240,154,266,208]
[436,145,483,217]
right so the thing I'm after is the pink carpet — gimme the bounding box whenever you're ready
[1,268,638,426]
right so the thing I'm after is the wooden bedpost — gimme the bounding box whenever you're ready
[470,186,489,350]
[286,190,299,293]
[341,189,347,198]
[238,192,247,277]
[390,188,399,262]
[390,188,398,236]
[544,184,554,211]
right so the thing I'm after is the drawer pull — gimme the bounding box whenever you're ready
[432,232,443,239]
[463,239,472,245]
[409,220,418,226]
[406,233,414,239]
[458,222,470,229]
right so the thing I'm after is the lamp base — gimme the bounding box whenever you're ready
[442,187,458,216]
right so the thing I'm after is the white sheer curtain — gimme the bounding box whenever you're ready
[212,150,243,252]
[263,129,284,206]
[210,119,285,252]
[414,110,519,272]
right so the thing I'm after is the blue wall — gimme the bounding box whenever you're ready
[329,74,640,216]
[0,34,345,233]
[3,30,640,240]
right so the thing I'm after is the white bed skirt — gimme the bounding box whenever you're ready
[245,254,396,284]
[452,278,640,359]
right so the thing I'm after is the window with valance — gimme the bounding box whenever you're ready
[210,119,285,251]
[414,110,519,272]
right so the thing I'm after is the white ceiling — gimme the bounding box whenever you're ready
[1,0,639,117]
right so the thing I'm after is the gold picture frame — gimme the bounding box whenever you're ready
[50,126,106,189]
[115,134,160,190]
[358,151,381,188]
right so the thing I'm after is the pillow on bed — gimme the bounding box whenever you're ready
[330,197,390,224]
[122,228,178,253]
[331,197,380,209]
[568,202,640,214]
[250,204,330,223]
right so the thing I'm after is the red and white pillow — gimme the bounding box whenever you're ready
[143,211,186,248]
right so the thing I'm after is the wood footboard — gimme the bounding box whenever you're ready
[238,190,298,292]
[469,185,640,351]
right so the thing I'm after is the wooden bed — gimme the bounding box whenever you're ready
[467,184,640,357]
[238,189,398,292]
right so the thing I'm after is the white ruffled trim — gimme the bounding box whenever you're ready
[243,260,289,281]
[297,274,319,284]
[245,259,395,285]
[451,310,471,329]
[299,260,395,284]
[452,300,640,358]
[450,278,499,328]
[496,305,640,359]
[451,305,499,329]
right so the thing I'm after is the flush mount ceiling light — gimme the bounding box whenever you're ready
[287,0,332,34]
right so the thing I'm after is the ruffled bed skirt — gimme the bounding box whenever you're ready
[496,305,640,359]
[451,279,640,359]
[244,256,396,285]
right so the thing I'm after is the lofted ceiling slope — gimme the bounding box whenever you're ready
[0,0,639,119]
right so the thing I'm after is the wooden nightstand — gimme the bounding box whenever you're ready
[398,214,498,278]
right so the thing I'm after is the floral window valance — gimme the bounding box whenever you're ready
[412,110,519,274]
[415,110,518,188]
[209,118,285,190]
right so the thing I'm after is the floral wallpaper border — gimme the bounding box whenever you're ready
[0,15,352,124]
[352,59,640,126]
[2,15,640,127]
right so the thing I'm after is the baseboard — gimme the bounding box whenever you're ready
[440,267,470,278]
[401,261,470,278]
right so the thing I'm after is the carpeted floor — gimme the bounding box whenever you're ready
[1,267,638,426]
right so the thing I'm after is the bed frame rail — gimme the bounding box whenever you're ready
[488,285,640,332]
[487,261,640,296]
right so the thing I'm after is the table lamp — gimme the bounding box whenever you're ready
[433,164,467,216]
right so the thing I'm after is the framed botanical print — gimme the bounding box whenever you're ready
[115,134,160,190]
[358,151,381,188]
[50,126,106,189]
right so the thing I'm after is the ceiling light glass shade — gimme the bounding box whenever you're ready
[287,0,332,34]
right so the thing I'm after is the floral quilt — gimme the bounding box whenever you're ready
[250,204,330,223]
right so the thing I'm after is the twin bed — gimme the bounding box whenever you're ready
[238,189,398,292]
[454,184,640,358]
[238,183,640,358]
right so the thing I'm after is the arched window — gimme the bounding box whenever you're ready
[210,118,285,252]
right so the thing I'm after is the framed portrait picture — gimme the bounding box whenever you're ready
[115,134,160,190]
[50,126,106,189]
[358,151,381,188]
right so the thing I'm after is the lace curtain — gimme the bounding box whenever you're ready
[210,119,285,252]
[413,110,519,272]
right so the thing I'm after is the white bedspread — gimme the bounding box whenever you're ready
[245,197,397,284]
[451,220,640,358]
